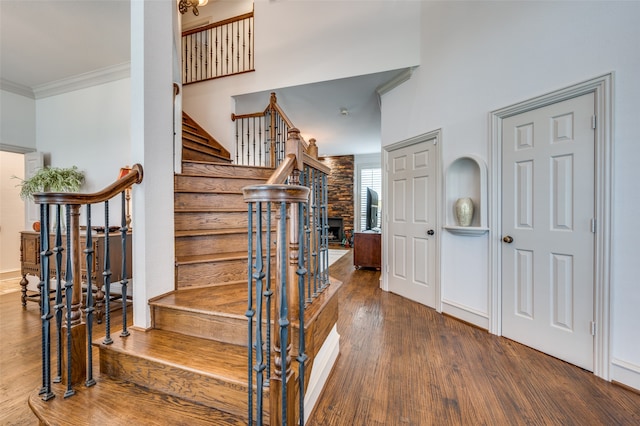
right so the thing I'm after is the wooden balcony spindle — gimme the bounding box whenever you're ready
[62,204,86,390]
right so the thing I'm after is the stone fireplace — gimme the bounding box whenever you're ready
[328,217,344,242]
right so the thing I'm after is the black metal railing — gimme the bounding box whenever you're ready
[34,165,142,401]
[182,11,254,85]
[244,130,330,425]
[233,93,320,169]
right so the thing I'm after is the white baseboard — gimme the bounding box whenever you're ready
[441,299,489,330]
[304,324,340,424]
[0,269,21,281]
[611,358,640,392]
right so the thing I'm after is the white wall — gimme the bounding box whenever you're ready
[381,1,640,390]
[183,0,421,154]
[36,78,131,227]
[0,89,36,151]
[0,152,25,277]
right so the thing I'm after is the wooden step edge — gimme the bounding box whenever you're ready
[150,301,248,320]
[181,160,274,171]
[175,228,248,237]
[176,172,268,182]
[182,137,224,154]
[175,227,275,238]
[94,329,250,383]
[28,378,247,426]
[182,147,231,162]
[176,251,249,265]
[174,207,249,213]
[173,188,245,195]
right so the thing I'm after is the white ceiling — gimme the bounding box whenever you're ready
[0,0,408,156]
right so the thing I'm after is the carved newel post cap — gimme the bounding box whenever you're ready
[308,138,318,159]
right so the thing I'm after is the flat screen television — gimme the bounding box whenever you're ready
[365,187,379,231]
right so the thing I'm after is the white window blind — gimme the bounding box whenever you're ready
[359,167,382,231]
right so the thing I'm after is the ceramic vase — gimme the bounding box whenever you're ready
[455,197,474,227]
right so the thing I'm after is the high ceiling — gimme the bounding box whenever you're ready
[0,0,407,156]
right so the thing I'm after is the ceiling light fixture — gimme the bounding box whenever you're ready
[178,0,209,16]
[340,107,349,116]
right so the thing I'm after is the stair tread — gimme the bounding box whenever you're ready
[177,172,267,181]
[175,227,249,238]
[150,282,248,317]
[96,328,249,383]
[174,188,244,194]
[175,207,249,213]
[28,378,246,426]
[176,251,249,264]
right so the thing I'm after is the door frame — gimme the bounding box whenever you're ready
[489,73,614,380]
[382,129,443,312]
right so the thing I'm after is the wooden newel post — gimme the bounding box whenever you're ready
[63,204,86,386]
[308,138,318,159]
[269,92,278,167]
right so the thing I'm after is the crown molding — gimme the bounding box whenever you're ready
[33,62,131,99]
[0,79,35,99]
[375,66,416,97]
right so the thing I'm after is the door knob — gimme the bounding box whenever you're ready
[503,235,513,243]
[427,229,435,236]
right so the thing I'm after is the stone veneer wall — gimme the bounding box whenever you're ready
[318,155,354,239]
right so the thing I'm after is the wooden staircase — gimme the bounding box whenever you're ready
[92,160,275,423]
[182,112,233,164]
[29,116,340,426]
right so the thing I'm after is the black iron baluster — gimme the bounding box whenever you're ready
[246,202,255,424]
[312,169,320,298]
[102,201,113,345]
[321,173,330,289]
[277,201,289,424]
[52,205,64,384]
[302,168,312,304]
[252,117,256,166]
[84,205,96,387]
[296,200,309,425]
[120,191,130,338]
[264,202,273,385]
[235,118,240,164]
[258,115,263,167]
[39,203,55,401]
[63,205,75,398]
[253,201,266,425]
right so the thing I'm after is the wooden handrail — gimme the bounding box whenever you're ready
[266,155,297,185]
[33,164,143,205]
[181,11,254,37]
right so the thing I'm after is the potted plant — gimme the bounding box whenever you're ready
[16,165,85,200]
[15,166,85,232]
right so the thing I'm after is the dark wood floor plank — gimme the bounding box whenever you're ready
[307,251,640,425]
[3,250,640,425]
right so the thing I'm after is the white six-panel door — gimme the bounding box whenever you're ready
[501,93,595,370]
[387,138,438,308]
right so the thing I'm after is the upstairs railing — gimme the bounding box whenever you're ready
[33,164,143,400]
[182,11,255,85]
[232,92,319,168]
[244,129,330,425]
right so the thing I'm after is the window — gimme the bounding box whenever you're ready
[359,167,382,231]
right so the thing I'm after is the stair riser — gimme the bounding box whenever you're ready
[99,349,267,422]
[183,147,233,164]
[182,162,273,179]
[175,192,246,210]
[153,306,249,346]
[175,175,267,193]
[184,130,215,146]
[175,211,250,230]
[176,233,250,256]
[176,259,249,288]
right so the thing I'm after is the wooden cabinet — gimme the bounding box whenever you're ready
[19,231,132,308]
[353,232,381,269]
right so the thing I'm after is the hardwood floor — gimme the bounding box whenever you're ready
[0,281,131,425]
[2,252,640,425]
[308,251,640,425]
